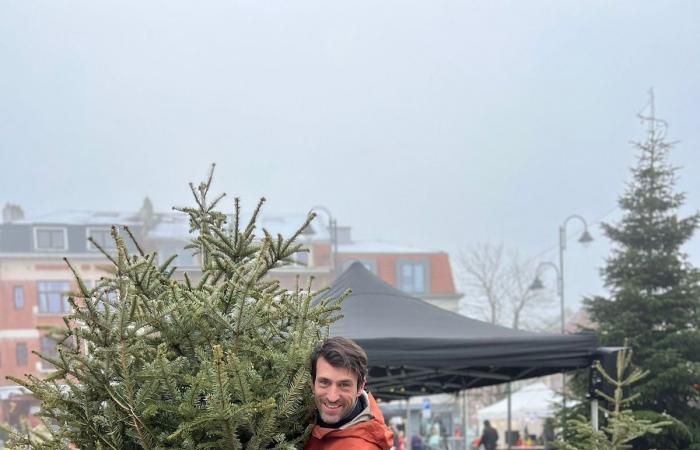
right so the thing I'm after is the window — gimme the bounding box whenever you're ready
[13,286,25,309]
[40,337,58,370]
[100,288,119,311]
[16,343,28,366]
[397,261,429,294]
[88,281,118,312]
[87,228,115,250]
[295,249,310,265]
[343,259,377,274]
[291,246,312,267]
[34,227,67,250]
[158,242,196,267]
[37,281,71,314]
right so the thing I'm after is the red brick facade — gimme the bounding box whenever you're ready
[340,252,456,294]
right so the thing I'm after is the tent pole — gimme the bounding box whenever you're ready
[462,390,469,450]
[507,382,512,450]
[591,398,599,431]
[405,397,411,450]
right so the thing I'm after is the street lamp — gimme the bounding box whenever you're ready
[557,214,593,334]
[530,214,593,423]
[309,205,338,276]
[530,215,593,334]
[530,261,561,304]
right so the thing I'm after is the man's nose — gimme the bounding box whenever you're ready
[326,385,340,402]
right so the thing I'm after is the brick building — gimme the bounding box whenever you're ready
[0,203,461,427]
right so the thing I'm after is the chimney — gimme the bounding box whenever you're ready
[3,203,25,223]
[139,197,155,230]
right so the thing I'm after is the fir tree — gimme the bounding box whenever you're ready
[6,165,345,449]
[559,344,669,450]
[585,92,700,444]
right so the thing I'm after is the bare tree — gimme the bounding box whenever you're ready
[458,242,556,330]
[458,243,560,415]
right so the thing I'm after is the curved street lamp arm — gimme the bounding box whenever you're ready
[309,205,333,222]
[560,214,592,251]
[533,261,562,296]
[308,205,338,273]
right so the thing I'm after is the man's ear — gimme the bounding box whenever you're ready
[357,380,366,396]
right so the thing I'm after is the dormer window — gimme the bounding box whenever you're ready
[34,227,67,251]
[396,260,429,294]
[87,227,115,250]
[158,241,196,268]
[292,246,312,267]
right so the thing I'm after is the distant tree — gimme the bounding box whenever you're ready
[458,243,556,330]
[584,92,700,447]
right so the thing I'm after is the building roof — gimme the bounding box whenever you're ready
[4,209,438,255]
[338,240,439,254]
[20,210,141,225]
[6,209,328,240]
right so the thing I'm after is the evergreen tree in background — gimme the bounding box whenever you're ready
[585,92,700,445]
[6,166,344,449]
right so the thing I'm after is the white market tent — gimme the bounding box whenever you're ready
[476,382,565,437]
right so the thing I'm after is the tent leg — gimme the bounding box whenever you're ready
[507,382,512,450]
[462,390,469,450]
[591,398,599,431]
[406,398,411,450]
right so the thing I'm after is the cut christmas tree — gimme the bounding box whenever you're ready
[7,165,345,450]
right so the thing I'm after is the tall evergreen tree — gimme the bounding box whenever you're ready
[6,166,344,449]
[585,92,700,444]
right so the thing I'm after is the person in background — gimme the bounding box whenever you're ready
[397,430,406,450]
[479,420,498,450]
[411,433,424,450]
[427,424,442,447]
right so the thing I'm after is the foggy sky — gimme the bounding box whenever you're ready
[2,0,700,313]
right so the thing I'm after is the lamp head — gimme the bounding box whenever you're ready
[529,276,545,291]
[578,229,594,246]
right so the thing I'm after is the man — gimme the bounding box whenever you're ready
[480,420,498,450]
[304,336,394,450]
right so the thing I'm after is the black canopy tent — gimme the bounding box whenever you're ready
[322,262,598,400]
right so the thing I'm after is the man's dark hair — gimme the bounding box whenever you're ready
[310,336,368,386]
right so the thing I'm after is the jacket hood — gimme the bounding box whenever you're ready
[310,392,394,449]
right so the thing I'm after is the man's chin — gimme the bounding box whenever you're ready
[320,412,341,424]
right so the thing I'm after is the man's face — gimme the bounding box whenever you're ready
[312,356,364,424]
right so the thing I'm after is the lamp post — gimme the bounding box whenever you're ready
[530,215,593,334]
[557,215,593,334]
[309,205,338,276]
[529,214,593,425]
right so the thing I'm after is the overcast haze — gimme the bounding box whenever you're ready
[2,0,700,313]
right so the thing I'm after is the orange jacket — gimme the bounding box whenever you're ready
[304,392,394,450]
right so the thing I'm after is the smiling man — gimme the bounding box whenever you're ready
[304,337,394,450]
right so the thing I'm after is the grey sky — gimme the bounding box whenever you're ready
[2,0,699,312]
